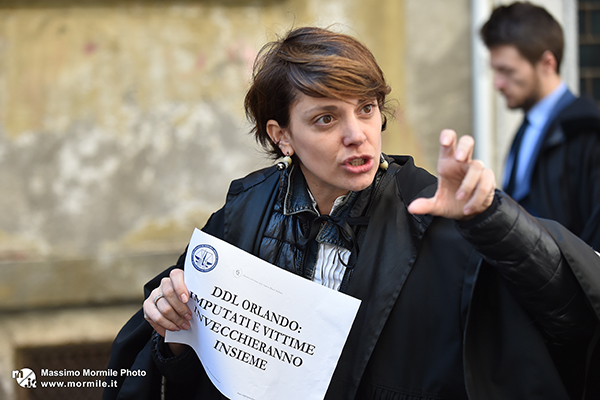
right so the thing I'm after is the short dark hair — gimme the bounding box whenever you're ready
[244,26,392,159]
[480,2,564,73]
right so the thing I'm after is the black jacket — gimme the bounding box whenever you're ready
[104,156,600,400]
[516,95,600,250]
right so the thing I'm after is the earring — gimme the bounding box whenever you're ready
[379,153,389,170]
[277,152,293,171]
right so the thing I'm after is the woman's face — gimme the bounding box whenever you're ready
[268,93,383,212]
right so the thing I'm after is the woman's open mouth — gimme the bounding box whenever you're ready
[350,159,366,166]
[344,157,374,174]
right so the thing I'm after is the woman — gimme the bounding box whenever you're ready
[105,27,600,400]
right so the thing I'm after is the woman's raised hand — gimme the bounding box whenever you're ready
[408,129,496,219]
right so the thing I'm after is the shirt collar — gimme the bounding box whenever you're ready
[306,188,348,216]
[282,165,318,216]
[526,81,567,130]
[282,165,356,217]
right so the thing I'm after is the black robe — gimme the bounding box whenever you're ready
[104,156,600,400]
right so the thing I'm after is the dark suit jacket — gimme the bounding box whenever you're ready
[507,92,600,251]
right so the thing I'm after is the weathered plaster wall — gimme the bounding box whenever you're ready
[0,2,272,267]
[404,0,472,171]
[0,0,409,310]
[0,1,410,398]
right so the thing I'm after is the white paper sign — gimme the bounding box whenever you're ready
[166,228,361,400]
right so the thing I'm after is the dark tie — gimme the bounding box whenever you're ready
[504,116,529,197]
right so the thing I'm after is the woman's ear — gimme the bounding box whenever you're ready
[266,120,293,155]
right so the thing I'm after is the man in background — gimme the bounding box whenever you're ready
[481,1,600,251]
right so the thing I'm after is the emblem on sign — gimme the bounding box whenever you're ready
[191,244,218,272]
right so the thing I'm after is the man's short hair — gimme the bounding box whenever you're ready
[480,2,564,73]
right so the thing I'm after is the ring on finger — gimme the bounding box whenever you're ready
[154,293,165,308]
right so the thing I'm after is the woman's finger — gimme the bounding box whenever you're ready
[160,274,193,323]
[454,134,475,163]
[456,159,485,201]
[170,269,190,304]
[462,168,496,216]
[143,294,182,336]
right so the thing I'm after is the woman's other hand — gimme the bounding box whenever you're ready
[143,268,192,355]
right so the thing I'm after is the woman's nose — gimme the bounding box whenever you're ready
[343,117,367,147]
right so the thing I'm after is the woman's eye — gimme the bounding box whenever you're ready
[362,104,373,114]
[316,115,333,124]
